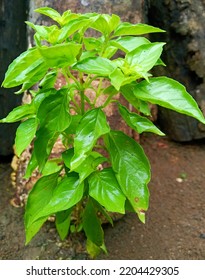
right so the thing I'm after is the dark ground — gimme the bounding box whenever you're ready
[1,133,205,260]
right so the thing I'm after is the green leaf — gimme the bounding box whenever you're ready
[89,168,126,214]
[41,158,62,176]
[34,128,59,171]
[112,36,150,52]
[24,151,38,179]
[83,199,104,247]
[103,85,118,95]
[15,118,38,156]
[103,46,118,59]
[90,14,120,35]
[25,172,59,228]
[55,208,72,240]
[2,47,47,88]
[105,130,151,223]
[118,104,164,135]
[34,7,62,24]
[37,89,71,132]
[70,108,110,170]
[90,15,110,34]
[83,37,102,51]
[86,239,101,259]
[120,87,150,115]
[64,115,82,135]
[58,17,92,42]
[26,21,60,43]
[109,68,133,90]
[0,104,35,123]
[126,42,165,73]
[15,66,49,94]
[38,174,83,220]
[63,149,107,182]
[92,200,113,226]
[155,58,166,67]
[32,89,56,109]
[122,77,205,124]
[73,57,115,76]
[38,43,81,68]
[107,14,120,32]
[113,22,165,37]
[26,173,83,226]
[38,70,57,90]
[61,11,80,26]
[25,216,48,244]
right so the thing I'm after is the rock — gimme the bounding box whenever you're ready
[146,0,205,141]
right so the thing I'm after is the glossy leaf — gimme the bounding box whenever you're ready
[109,67,137,90]
[38,43,81,68]
[34,128,59,171]
[15,66,49,94]
[38,70,57,90]
[55,208,72,240]
[84,37,102,51]
[90,15,110,35]
[61,11,80,26]
[126,42,165,73]
[41,158,62,176]
[63,149,107,182]
[112,36,150,53]
[113,22,165,37]
[122,77,205,124]
[121,87,151,115]
[89,168,126,214]
[83,199,104,247]
[26,173,83,226]
[105,130,151,222]
[32,89,57,110]
[26,21,59,42]
[107,14,120,32]
[64,115,82,135]
[0,104,35,123]
[90,14,120,35]
[25,216,48,244]
[39,175,83,219]
[103,45,118,59]
[37,89,71,132]
[15,118,38,156]
[118,104,164,135]
[24,151,38,179]
[2,47,47,88]
[25,172,59,228]
[58,17,92,42]
[73,57,115,76]
[109,68,125,91]
[34,7,62,24]
[70,108,110,170]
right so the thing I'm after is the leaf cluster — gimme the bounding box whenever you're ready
[1,7,205,257]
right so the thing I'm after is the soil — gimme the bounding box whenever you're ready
[1,133,205,260]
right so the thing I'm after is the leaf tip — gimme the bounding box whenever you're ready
[137,209,146,224]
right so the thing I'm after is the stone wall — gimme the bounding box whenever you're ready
[146,0,205,141]
[0,0,27,156]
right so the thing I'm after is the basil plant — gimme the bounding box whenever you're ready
[1,7,205,257]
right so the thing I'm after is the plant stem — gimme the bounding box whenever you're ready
[102,93,117,108]
[80,90,85,115]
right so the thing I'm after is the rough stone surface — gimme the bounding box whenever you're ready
[0,0,27,156]
[146,0,205,141]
